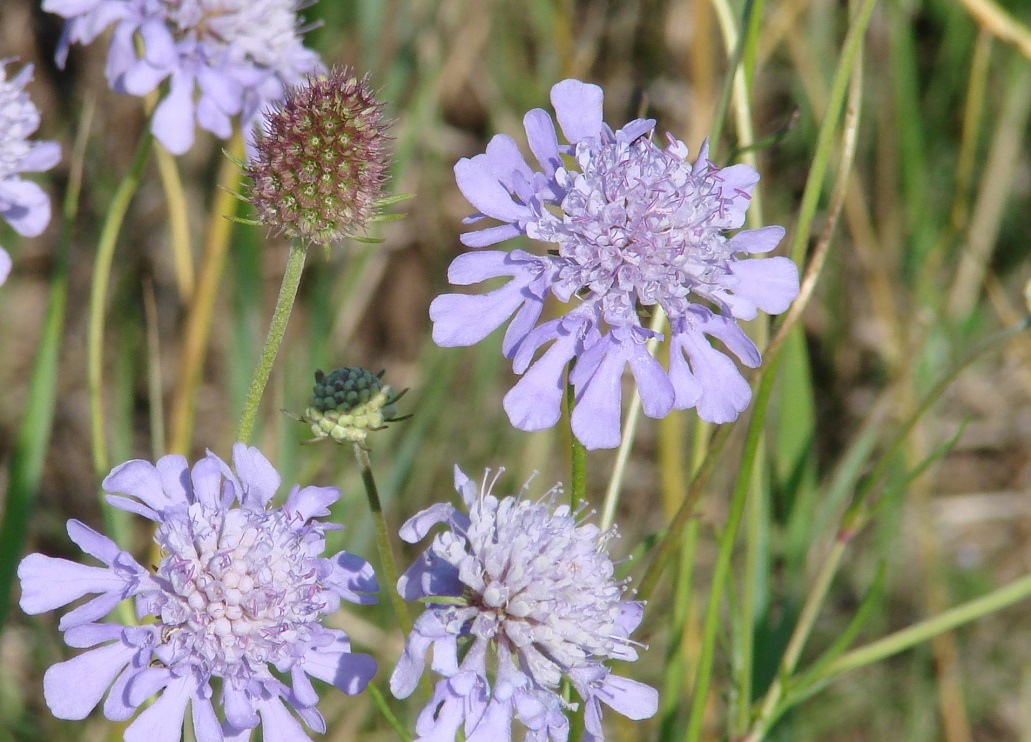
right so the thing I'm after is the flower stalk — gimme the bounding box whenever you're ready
[236,239,308,444]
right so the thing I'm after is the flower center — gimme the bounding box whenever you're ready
[152,503,325,676]
[445,496,627,688]
[163,0,303,69]
[541,135,738,325]
[0,77,36,180]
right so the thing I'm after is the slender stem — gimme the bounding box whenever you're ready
[683,358,779,742]
[599,307,666,531]
[367,683,413,742]
[0,96,93,634]
[88,128,154,476]
[818,572,1031,680]
[745,539,848,741]
[153,142,194,301]
[169,134,244,454]
[786,0,878,267]
[236,239,308,444]
[354,444,413,635]
[565,371,587,508]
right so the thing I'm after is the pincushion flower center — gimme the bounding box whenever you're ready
[164,0,300,65]
[551,136,737,323]
[0,85,35,178]
[155,505,322,671]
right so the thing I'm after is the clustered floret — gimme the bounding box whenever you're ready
[431,79,799,449]
[0,60,60,284]
[18,444,377,741]
[43,0,322,154]
[390,466,658,741]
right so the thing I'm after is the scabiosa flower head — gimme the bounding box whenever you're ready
[300,367,408,444]
[43,0,322,155]
[430,79,800,449]
[0,60,60,285]
[391,466,657,741]
[246,68,391,245]
[18,444,378,741]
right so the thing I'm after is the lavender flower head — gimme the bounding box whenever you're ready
[431,79,800,449]
[43,0,322,155]
[391,466,657,741]
[0,61,60,284]
[18,444,377,741]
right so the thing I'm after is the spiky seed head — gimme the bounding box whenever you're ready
[247,67,391,246]
[303,368,403,444]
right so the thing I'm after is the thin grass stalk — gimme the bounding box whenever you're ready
[0,96,93,633]
[153,143,194,301]
[744,316,1030,740]
[143,278,166,457]
[599,307,666,531]
[168,133,244,454]
[87,127,154,477]
[744,537,848,741]
[367,683,413,742]
[683,355,781,742]
[956,0,1031,61]
[949,30,993,232]
[814,571,1031,680]
[785,0,878,268]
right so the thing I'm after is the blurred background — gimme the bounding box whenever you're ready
[2,0,1031,740]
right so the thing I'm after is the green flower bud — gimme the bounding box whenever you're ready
[301,368,407,444]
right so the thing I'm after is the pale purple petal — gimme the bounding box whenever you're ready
[593,674,659,720]
[399,502,458,543]
[523,108,561,176]
[504,321,578,433]
[430,255,543,348]
[0,247,9,284]
[103,459,173,517]
[123,674,193,742]
[153,72,197,155]
[231,443,281,508]
[455,156,534,223]
[460,222,523,248]
[283,484,339,522]
[43,639,137,719]
[21,141,61,172]
[551,79,604,144]
[18,553,125,616]
[0,179,51,236]
[300,639,376,695]
[725,256,800,317]
[324,551,378,604]
[223,681,260,731]
[729,225,786,254]
[673,328,752,423]
[255,696,314,742]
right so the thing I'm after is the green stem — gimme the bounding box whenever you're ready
[88,127,154,477]
[354,444,413,636]
[367,683,413,742]
[817,571,1031,680]
[0,97,93,633]
[744,538,848,741]
[786,0,878,267]
[683,357,780,742]
[566,372,587,507]
[236,238,307,444]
